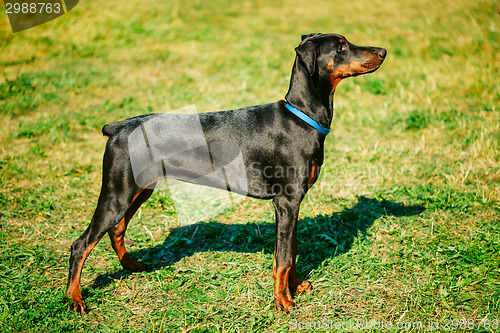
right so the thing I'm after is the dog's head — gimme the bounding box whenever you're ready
[295,33,387,91]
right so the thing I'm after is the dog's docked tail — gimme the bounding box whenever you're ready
[102,118,135,138]
[102,122,122,138]
[102,114,160,138]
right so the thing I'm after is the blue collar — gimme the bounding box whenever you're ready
[285,103,330,135]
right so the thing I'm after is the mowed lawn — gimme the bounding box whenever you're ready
[0,0,499,332]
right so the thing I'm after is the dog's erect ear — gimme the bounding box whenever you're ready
[301,33,315,41]
[295,40,317,76]
[301,33,322,41]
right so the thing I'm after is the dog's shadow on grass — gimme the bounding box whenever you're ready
[91,196,424,289]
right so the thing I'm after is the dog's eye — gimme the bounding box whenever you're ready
[337,43,346,52]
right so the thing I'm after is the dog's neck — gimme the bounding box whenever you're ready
[284,58,335,130]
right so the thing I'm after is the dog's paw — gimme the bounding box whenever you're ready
[295,280,313,293]
[121,254,149,272]
[274,295,296,313]
[68,297,87,315]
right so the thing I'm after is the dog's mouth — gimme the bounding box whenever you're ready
[328,47,386,90]
[334,60,383,79]
[351,51,386,77]
[351,60,384,77]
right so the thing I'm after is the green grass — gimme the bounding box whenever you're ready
[0,0,499,331]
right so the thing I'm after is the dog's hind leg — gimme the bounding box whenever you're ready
[66,139,152,314]
[108,185,155,272]
[66,192,135,314]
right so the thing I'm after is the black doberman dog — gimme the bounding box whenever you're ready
[66,33,386,314]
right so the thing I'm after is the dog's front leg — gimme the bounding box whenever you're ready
[288,224,313,294]
[272,194,303,313]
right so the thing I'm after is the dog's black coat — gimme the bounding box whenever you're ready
[67,33,386,313]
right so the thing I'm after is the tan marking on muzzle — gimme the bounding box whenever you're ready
[330,51,383,85]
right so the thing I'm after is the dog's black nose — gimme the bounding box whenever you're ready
[376,48,387,58]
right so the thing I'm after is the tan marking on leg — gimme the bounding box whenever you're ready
[307,164,320,188]
[109,187,153,272]
[273,248,295,313]
[66,240,98,314]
